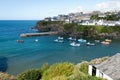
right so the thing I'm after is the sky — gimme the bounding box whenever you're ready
[0,0,120,20]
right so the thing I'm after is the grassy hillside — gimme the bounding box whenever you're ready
[0,57,109,80]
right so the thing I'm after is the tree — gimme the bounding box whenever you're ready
[90,14,99,20]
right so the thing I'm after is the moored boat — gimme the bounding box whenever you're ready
[86,42,95,46]
[70,42,80,47]
[16,40,24,43]
[105,39,112,42]
[68,37,76,41]
[35,39,39,42]
[95,40,100,42]
[58,36,63,40]
[78,39,86,43]
[54,39,63,43]
[101,41,110,45]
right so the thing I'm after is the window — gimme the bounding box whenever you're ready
[92,66,96,76]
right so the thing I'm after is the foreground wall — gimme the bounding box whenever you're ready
[88,65,113,80]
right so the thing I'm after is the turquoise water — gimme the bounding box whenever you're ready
[0,20,120,75]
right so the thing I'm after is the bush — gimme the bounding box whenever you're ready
[40,63,49,74]
[79,61,89,74]
[17,69,41,80]
[42,62,74,80]
[51,75,67,80]
[68,75,106,80]
[90,57,109,64]
[0,72,15,80]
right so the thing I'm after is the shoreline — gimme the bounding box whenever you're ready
[36,21,120,39]
[1,53,120,80]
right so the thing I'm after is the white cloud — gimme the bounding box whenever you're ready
[96,0,120,11]
[96,2,108,9]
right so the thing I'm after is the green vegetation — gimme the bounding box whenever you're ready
[90,14,120,21]
[36,21,120,38]
[69,75,106,80]
[17,69,41,80]
[79,62,89,74]
[90,57,109,64]
[42,62,74,80]
[51,75,67,80]
[40,63,49,74]
[37,20,63,26]
[105,14,119,21]
[0,72,15,80]
[91,14,99,20]
[0,57,109,80]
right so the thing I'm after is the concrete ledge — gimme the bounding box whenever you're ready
[20,31,58,37]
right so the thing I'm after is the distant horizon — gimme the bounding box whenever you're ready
[0,19,39,21]
[0,0,120,20]
[1,9,120,21]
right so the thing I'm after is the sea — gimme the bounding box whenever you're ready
[0,20,120,75]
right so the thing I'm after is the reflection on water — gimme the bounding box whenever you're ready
[0,57,8,72]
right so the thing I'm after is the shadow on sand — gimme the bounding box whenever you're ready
[0,56,8,72]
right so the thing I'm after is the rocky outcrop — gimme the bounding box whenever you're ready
[36,21,120,39]
[97,32,120,39]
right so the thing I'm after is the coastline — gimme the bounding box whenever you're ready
[0,20,120,80]
[36,21,120,39]
[0,54,110,79]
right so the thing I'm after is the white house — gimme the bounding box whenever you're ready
[88,65,113,80]
[88,53,120,80]
[98,14,106,18]
[44,17,52,21]
[80,20,119,26]
[51,17,59,21]
[96,20,104,25]
[80,20,96,25]
[65,19,70,23]
[94,20,116,26]
[115,21,120,25]
[102,21,116,26]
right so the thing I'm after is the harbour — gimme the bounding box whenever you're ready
[0,20,120,75]
[20,31,58,37]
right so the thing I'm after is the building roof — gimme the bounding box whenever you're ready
[96,53,120,80]
[103,20,116,24]
[82,20,95,23]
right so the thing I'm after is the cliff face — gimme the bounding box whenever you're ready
[36,21,59,32]
[36,21,120,39]
[98,32,120,39]
[36,21,67,36]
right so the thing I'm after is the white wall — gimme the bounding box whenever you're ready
[81,22,95,25]
[88,65,92,76]
[96,69,113,80]
[88,65,113,80]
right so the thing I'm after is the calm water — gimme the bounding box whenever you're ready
[0,20,120,75]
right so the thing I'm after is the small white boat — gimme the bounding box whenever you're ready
[70,42,80,47]
[95,40,100,42]
[86,42,95,46]
[68,37,76,41]
[78,39,86,43]
[35,39,39,42]
[54,39,63,43]
[54,39,59,42]
[58,36,63,40]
